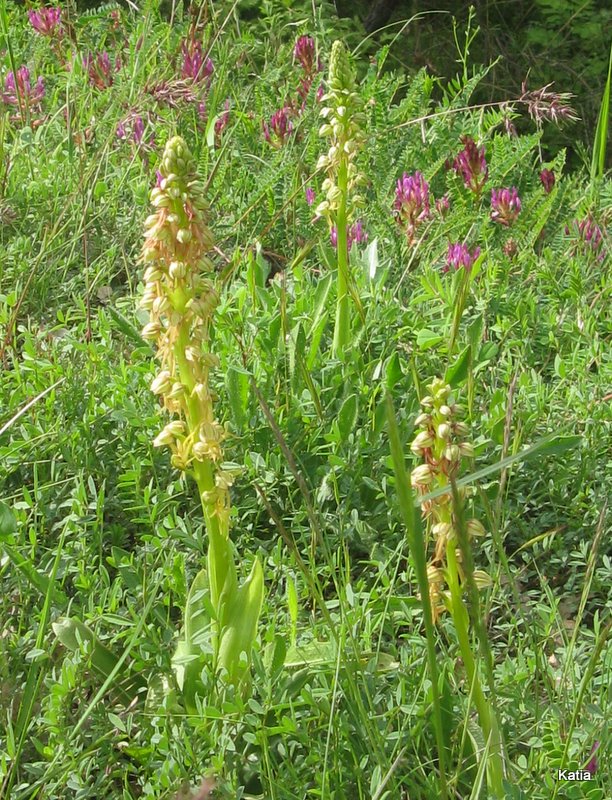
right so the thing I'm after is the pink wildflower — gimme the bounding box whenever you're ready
[263,107,293,147]
[539,169,555,194]
[451,136,488,195]
[490,187,521,226]
[181,40,214,85]
[444,242,481,273]
[28,7,62,36]
[2,66,45,108]
[393,171,431,242]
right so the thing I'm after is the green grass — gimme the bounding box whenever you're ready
[1,1,610,798]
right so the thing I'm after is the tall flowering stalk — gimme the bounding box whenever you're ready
[140,137,263,699]
[316,40,366,357]
[411,379,505,798]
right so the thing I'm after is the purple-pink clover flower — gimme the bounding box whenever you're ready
[490,187,521,226]
[393,171,431,241]
[444,242,481,273]
[263,107,294,147]
[2,66,45,108]
[539,169,555,194]
[28,7,62,36]
[330,221,368,252]
[181,40,214,85]
[451,136,488,195]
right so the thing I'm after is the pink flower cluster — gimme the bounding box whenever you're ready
[294,35,323,109]
[28,6,62,36]
[181,40,214,85]
[393,171,432,241]
[83,52,121,90]
[117,114,147,145]
[539,169,555,194]
[444,242,481,273]
[490,187,521,226]
[2,66,45,109]
[450,135,488,195]
[263,107,294,147]
[330,220,368,252]
[565,217,607,262]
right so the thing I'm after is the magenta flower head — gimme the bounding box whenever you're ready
[539,169,555,194]
[84,51,118,89]
[214,98,230,138]
[445,242,481,273]
[181,40,214,85]
[393,171,431,241]
[305,187,315,206]
[586,741,600,776]
[2,66,45,108]
[435,195,450,216]
[294,36,321,76]
[490,187,521,226]
[28,7,62,36]
[451,135,488,195]
[133,116,145,144]
[262,107,294,147]
[330,221,368,252]
[566,216,607,262]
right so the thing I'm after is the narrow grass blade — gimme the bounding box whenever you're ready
[591,42,612,181]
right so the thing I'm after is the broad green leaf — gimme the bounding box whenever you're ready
[226,365,250,430]
[337,394,358,442]
[0,500,17,540]
[385,351,403,390]
[217,557,264,684]
[445,344,471,387]
[416,328,443,349]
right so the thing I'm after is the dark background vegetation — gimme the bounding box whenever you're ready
[69,0,609,168]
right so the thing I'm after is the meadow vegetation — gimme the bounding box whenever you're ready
[0,2,610,798]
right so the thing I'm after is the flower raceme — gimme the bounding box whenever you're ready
[330,220,368,251]
[316,40,368,356]
[263,107,294,147]
[293,36,321,77]
[141,136,263,693]
[539,168,555,194]
[181,40,214,85]
[83,51,120,89]
[410,379,490,622]
[490,187,521,226]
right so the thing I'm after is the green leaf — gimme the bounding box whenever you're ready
[226,365,250,430]
[445,344,471,387]
[416,328,443,350]
[591,42,612,180]
[217,557,264,684]
[385,351,403,390]
[0,500,17,540]
[337,394,358,442]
